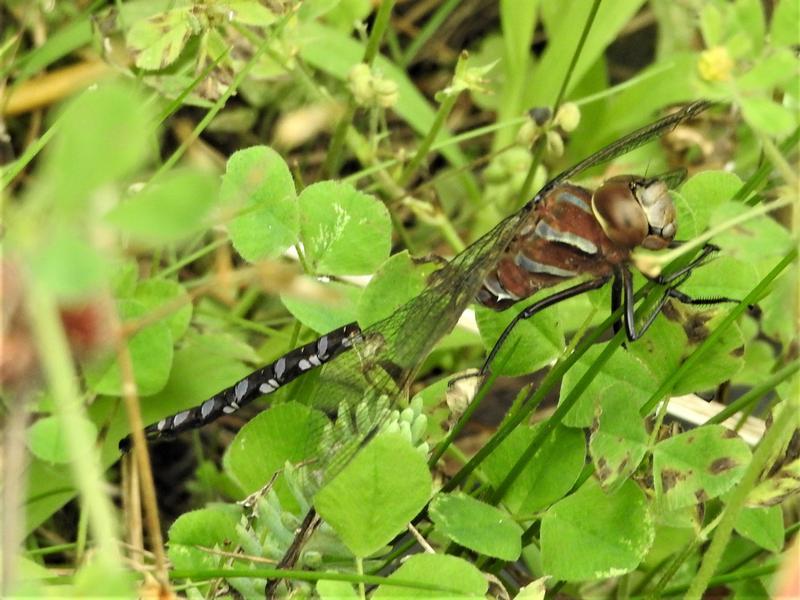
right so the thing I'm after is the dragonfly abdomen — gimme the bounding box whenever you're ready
[476,185,627,310]
[118,322,362,452]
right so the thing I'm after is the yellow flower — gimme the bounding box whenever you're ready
[698,46,735,82]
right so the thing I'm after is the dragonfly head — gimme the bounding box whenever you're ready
[592,175,676,250]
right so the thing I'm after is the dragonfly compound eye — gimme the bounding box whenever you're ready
[591,179,649,248]
[636,180,676,249]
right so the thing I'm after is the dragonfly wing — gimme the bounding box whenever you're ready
[533,101,712,203]
[296,210,529,493]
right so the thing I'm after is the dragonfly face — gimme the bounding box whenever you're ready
[592,175,677,250]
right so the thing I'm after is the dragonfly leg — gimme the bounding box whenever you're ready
[651,242,720,285]
[622,265,739,342]
[611,269,624,338]
[479,276,612,376]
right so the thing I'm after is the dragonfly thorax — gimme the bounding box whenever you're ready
[591,175,676,250]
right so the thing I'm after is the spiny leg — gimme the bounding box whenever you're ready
[651,242,721,285]
[620,264,740,342]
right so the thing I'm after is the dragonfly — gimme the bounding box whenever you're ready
[119,101,735,593]
[119,100,730,458]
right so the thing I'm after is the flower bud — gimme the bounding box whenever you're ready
[697,46,734,82]
[555,102,581,132]
[348,63,373,106]
[372,77,398,108]
[545,130,564,158]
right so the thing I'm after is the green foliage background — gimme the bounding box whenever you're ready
[2,0,798,598]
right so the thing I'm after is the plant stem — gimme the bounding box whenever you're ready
[514,0,601,206]
[398,92,460,188]
[640,249,798,416]
[323,0,397,176]
[706,359,800,425]
[25,282,122,569]
[112,309,168,581]
[684,378,799,598]
[399,0,462,67]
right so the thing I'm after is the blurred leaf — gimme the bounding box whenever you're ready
[514,578,548,600]
[317,580,359,600]
[476,301,563,377]
[746,456,800,507]
[30,231,107,301]
[133,278,193,341]
[669,312,744,394]
[315,433,432,557]
[740,96,797,137]
[73,564,136,599]
[540,479,653,581]
[224,403,328,505]
[44,81,150,213]
[299,181,391,276]
[699,4,724,47]
[107,169,218,244]
[771,0,800,46]
[168,505,243,570]
[730,579,770,599]
[737,48,798,91]
[358,252,435,328]
[653,425,751,511]
[127,8,196,70]
[734,505,784,552]
[372,554,486,599]
[27,415,97,464]
[225,0,277,26]
[527,0,646,107]
[430,492,523,560]
[484,423,585,515]
[733,0,765,53]
[222,146,299,262]
[108,259,139,297]
[709,201,795,280]
[590,394,648,492]
[84,299,173,396]
[758,269,797,347]
[679,255,758,304]
[282,281,361,333]
[676,170,742,238]
[321,0,372,30]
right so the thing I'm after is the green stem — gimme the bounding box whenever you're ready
[635,561,779,599]
[155,238,226,279]
[323,0,397,176]
[25,282,122,568]
[640,249,798,416]
[399,0,461,67]
[356,556,366,600]
[444,297,627,494]
[428,369,501,468]
[514,0,602,206]
[153,35,272,180]
[706,359,800,425]
[397,92,459,188]
[169,567,463,594]
[684,390,799,598]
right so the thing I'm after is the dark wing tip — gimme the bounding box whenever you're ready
[118,436,132,454]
